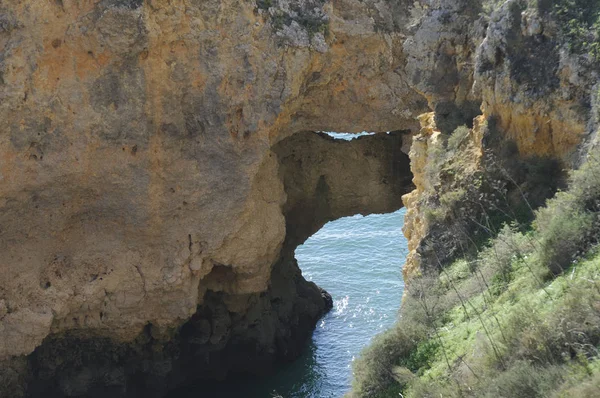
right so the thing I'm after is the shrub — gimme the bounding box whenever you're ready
[537,207,595,275]
[554,369,600,397]
[499,270,600,367]
[447,125,471,152]
[404,378,460,398]
[481,361,564,398]
[535,156,600,275]
[549,284,600,362]
[439,188,467,211]
[401,340,439,375]
[423,206,445,224]
[550,0,600,61]
[566,154,600,208]
[370,382,407,398]
[351,320,426,397]
[482,0,507,15]
[478,224,531,294]
[424,136,447,190]
[349,138,600,398]
[402,273,454,327]
[256,0,273,9]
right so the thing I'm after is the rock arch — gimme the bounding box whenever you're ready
[21,129,415,397]
[0,0,465,395]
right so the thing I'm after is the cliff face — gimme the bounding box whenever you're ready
[0,1,423,394]
[401,0,600,276]
[1,0,599,396]
[349,3,600,396]
[475,0,599,162]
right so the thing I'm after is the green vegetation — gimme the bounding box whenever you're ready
[482,0,600,61]
[349,1,600,395]
[446,125,470,152]
[415,120,562,273]
[350,146,600,396]
[481,0,506,15]
[551,0,600,61]
[256,0,273,10]
[536,156,600,276]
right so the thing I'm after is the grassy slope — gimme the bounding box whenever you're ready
[350,142,600,397]
[407,250,600,397]
[349,2,600,395]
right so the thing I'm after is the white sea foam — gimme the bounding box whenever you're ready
[334,295,349,315]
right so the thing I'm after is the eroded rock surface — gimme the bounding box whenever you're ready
[9,131,412,398]
[275,131,414,247]
[401,0,600,276]
[2,0,600,396]
[0,0,423,384]
[475,0,599,162]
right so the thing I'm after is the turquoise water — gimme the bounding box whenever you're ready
[277,209,408,397]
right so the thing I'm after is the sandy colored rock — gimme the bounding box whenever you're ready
[474,0,598,164]
[0,0,426,369]
[400,0,600,279]
[2,0,600,395]
[22,129,414,397]
[403,0,485,133]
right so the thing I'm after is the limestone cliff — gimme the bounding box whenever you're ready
[401,0,600,276]
[349,3,600,396]
[475,0,599,162]
[0,1,425,395]
[1,0,600,396]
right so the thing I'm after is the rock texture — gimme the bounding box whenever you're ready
[475,0,599,163]
[2,0,600,396]
[402,112,486,277]
[1,0,421,388]
[403,0,485,134]
[10,131,413,398]
[0,0,422,378]
[275,131,414,247]
[401,0,600,276]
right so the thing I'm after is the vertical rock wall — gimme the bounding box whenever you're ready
[401,0,600,277]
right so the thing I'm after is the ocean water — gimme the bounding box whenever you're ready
[184,208,408,398]
[276,209,408,397]
[325,132,376,140]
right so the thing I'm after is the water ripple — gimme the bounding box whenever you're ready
[287,208,408,397]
